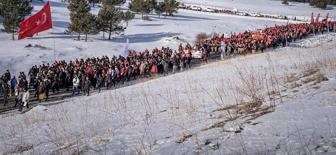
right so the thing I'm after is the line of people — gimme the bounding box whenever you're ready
[0,20,335,110]
[0,70,30,111]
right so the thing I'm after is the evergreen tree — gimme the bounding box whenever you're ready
[148,0,157,11]
[122,11,135,27]
[282,0,289,5]
[82,13,97,42]
[155,2,165,18]
[102,0,125,5]
[97,4,124,40]
[0,0,33,40]
[287,0,334,9]
[68,0,92,40]
[163,0,179,16]
[314,0,328,9]
[129,0,142,15]
[129,0,152,19]
[0,2,3,17]
[88,0,101,7]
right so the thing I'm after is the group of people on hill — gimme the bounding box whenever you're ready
[1,19,335,110]
[200,20,336,58]
[0,46,195,109]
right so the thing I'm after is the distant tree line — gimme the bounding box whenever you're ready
[283,0,336,9]
[68,0,135,41]
[129,0,179,19]
[0,0,180,41]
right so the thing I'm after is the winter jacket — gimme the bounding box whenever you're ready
[0,79,3,94]
[73,77,80,87]
[111,70,117,80]
[84,80,91,91]
[97,76,104,87]
[10,78,17,88]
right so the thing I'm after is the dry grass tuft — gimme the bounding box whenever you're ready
[176,133,193,143]
[4,144,34,154]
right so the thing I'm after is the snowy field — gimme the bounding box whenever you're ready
[0,33,336,154]
[0,0,293,75]
[180,0,336,18]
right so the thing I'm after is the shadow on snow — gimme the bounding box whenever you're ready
[111,32,182,43]
[152,14,219,21]
[52,20,70,29]
[134,24,164,27]
[29,33,77,40]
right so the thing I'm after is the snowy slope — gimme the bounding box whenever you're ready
[0,34,335,154]
[0,0,288,75]
[180,0,336,18]
[1,1,336,154]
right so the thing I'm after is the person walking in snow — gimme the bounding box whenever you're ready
[111,68,117,87]
[14,87,23,110]
[22,89,30,109]
[3,70,11,83]
[83,77,91,96]
[72,75,80,96]
[0,77,3,100]
[172,53,179,73]
[51,74,59,93]
[96,74,103,93]
[43,77,50,101]
[220,41,227,60]
[10,76,17,96]
[0,77,8,106]
[163,58,169,76]
[37,80,45,102]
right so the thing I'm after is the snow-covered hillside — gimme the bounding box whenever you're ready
[1,0,336,154]
[0,0,290,75]
[179,0,336,18]
[0,33,335,154]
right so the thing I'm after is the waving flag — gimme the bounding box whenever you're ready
[18,1,52,40]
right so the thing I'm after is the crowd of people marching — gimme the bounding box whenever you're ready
[0,19,336,111]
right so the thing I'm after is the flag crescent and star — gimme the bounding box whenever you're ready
[18,1,52,40]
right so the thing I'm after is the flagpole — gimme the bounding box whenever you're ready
[53,36,56,62]
[49,0,56,63]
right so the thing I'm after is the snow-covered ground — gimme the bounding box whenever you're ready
[1,0,336,154]
[180,0,336,18]
[0,33,335,154]
[0,0,290,75]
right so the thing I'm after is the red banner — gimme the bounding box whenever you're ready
[18,1,52,40]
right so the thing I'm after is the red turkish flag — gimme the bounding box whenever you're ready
[18,1,52,40]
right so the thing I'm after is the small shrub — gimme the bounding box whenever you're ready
[195,33,209,42]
